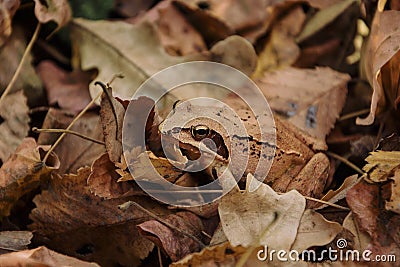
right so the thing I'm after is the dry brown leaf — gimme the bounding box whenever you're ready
[0,246,99,267]
[342,212,371,252]
[87,153,137,199]
[30,167,171,266]
[0,0,19,46]
[0,90,29,164]
[386,168,400,214]
[114,0,157,17]
[357,6,400,125]
[0,138,59,218]
[135,0,207,56]
[36,60,96,113]
[346,180,400,261]
[256,67,350,148]
[137,211,212,261]
[253,6,305,76]
[0,26,43,105]
[33,0,71,30]
[99,85,125,163]
[291,209,342,251]
[38,108,105,174]
[0,231,32,253]
[363,151,400,183]
[219,174,306,250]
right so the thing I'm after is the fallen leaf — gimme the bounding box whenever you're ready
[0,246,99,267]
[70,18,206,100]
[343,212,371,252]
[114,0,157,17]
[386,167,400,214]
[0,231,32,253]
[363,151,400,183]
[36,60,96,113]
[33,0,72,30]
[137,211,212,261]
[0,26,44,105]
[0,90,29,164]
[357,4,400,125]
[87,153,137,199]
[291,209,342,251]
[99,84,125,163]
[253,6,305,76]
[135,0,207,56]
[37,108,105,174]
[219,174,306,250]
[256,67,350,148]
[30,167,171,266]
[0,138,59,218]
[0,0,19,46]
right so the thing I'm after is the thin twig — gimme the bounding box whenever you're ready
[338,108,370,121]
[157,247,163,267]
[303,196,349,210]
[42,91,101,163]
[325,151,365,175]
[0,23,41,107]
[32,127,105,145]
[119,201,206,248]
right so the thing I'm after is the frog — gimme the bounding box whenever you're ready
[159,94,330,199]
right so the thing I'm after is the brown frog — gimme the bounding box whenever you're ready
[160,94,330,199]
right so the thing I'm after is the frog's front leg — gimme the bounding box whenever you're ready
[285,153,330,199]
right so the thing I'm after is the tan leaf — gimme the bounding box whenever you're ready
[0,138,59,218]
[87,153,137,199]
[0,91,29,163]
[70,18,207,101]
[357,5,400,125]
[99,85,125,163]
[343,212,371,252]
[33,0,71,30]
[291,209,342,252]
[0,246,99,267]
[0,231,32,252]
[30,167,171,266]
[256,67,350,148]
[38,108,105,174]
[36,60,96,113]
[0,0,19,46]
[386,167,400,214]
[219,174,306,250]
[363,151,400,183]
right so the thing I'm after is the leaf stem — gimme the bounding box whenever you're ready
[338,108,370,121]
[325,151,365,175]
[32,127,105,145]
[0,23,41,107]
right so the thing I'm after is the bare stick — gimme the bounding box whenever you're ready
[338,109,370,121]
[119,201,206,248]
[326,151,364,175]
[0,23,41,107]
[32,127,105,145]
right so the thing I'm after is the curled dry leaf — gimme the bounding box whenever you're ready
[137,211,211,261]
[0,246,99,267]
[38,108,105,174]
[36,60,96,113]
[0,231,32,253]
[87,153,137,199]
[219,174,306,250]
[99,84,125,163]
[33,0,72,30]
[256,67,350,149]
[30,167,171,266]
[0,0,20,46]
[0,138,59,218]
[363,151,400,183]
[0,90,29,164]
[357,7,400,125]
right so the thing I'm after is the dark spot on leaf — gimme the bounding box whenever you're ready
[225,247,235,254]
[76,244,95,255]
[306,105,317,128]
[197,1,210,10]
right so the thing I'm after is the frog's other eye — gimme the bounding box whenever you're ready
[191,125,210,140]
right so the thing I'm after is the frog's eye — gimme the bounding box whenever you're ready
[191,125,210,140]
